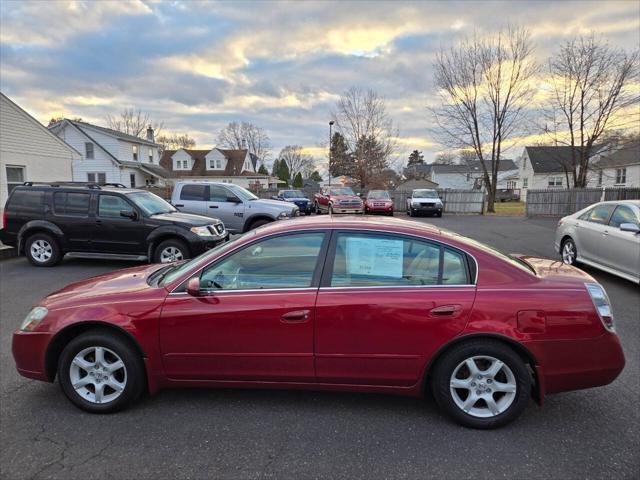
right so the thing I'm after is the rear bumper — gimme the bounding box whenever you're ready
[0,228,17,247]
[524,333,625,395]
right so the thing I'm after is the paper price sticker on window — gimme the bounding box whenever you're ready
[345,237,403,278]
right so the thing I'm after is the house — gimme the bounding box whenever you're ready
[517,146,581,199]
[48,119,169,187]
[406,160,518,190]
[588,140,640,188]
[395,178,439,192]
[0,93,81,210]
[159,148,279,189]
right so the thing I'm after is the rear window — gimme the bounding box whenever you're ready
[180,184,207,201]
[7,190,44,214]
[53,192,91,216]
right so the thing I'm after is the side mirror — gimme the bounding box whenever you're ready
[120,210,138,220]
[226,196,242,203]
[186,277,201,297]
[620,223,640,233]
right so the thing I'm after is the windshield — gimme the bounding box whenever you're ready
[329,187,355,196]
[159,234,247,286]
[229,184,259,201]
[413,189,438,198]
[283,190,305,199]
[367,191,390,199]
[128,192,176,215]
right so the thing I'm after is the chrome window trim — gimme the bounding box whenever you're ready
[168,226,481,293]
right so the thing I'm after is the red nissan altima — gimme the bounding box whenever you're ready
[12,217,624,428]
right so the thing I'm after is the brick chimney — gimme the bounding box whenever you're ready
[146,125,154,143]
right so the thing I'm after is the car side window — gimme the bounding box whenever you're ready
[209,186,230,202]
[180,184,207,201]
[98,195,133,218]
[9,190,44,214]
[329,232,469,287]
[199,233,326,291]
[608,205,638,228]
[53,192,90,216]
[584,204,616,224]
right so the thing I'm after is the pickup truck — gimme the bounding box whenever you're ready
[314,186,364,214]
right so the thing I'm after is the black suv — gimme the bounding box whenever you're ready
[0,182,228,267]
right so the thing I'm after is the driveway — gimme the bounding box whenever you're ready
[1,216,638,479]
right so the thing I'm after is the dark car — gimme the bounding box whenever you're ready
[0,182,228,266]
[272,189,313,214]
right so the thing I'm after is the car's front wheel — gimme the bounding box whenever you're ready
[57,330,145,413]
[561,238,578,265]
[154,238,190,263]
[431,340,531,429]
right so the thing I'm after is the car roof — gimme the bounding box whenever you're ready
[592,200,640,207]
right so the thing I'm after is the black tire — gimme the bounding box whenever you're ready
[561,237,578,266]
[57,329,145,413]
[25,232,62,267]
[408,208,413,217]
[437,212,443,217]
[315,202,323,214]
[431,340,531,429]
[153,238,190,264]
[248,218,271,230]
[329,204,334,215]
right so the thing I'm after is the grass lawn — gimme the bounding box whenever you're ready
[485,200,525,216]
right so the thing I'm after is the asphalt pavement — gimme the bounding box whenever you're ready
[1,215,638,479]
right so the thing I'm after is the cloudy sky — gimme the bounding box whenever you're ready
[1,0,638,171]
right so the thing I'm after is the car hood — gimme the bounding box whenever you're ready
[149,211,219,226]
[41,264,165,310]
[284,197,309,202]
[511,254,596,284]
[330,195,362,202]
[248,199,298,213]
[366,198,392,203]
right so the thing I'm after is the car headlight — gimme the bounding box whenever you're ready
[190,226,214,237]
[412,201,420,206]
[585,282,615,332]
[21,306,48,332]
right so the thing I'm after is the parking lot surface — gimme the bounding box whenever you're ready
[1,215,638,479]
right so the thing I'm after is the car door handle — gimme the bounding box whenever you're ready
[174,204,184,207]
[429,304,462,317]
[209,205,219,209]
[280,310,311,323]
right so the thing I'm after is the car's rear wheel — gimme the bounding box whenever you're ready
[431,340,531,429]
[315,202,322,214]
[154,238,190,264]
[25,233,62,267]
[561,238,578,265]
[57,330,145,413]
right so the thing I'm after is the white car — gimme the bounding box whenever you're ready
[554,200,640,283]
[406,189,443,217]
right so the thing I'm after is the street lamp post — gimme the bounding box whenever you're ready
[328,121,334,187]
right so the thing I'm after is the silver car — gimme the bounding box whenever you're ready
[554,200,640,283]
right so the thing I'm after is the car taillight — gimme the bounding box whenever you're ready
[557,217,564,226]
[1,209,5,229]
[585,283,615,333]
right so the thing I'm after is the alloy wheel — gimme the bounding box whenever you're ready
[69,346,127,404]
[30,239,53,263]
[449,355,517,418]
[562,241,576,264]
[160,246,184,263]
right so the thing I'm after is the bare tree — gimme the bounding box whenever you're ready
[332,87,398,187]
[434,152,457,165]
[105,108,163,138]
[543,34,639,187]
[216,121,271,161]
[430,27,538,212]
[278,145,315,178]
[156,133,196,154]
[458,150,477,165]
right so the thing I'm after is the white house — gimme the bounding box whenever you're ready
[405,160,518,190]
[48,119,169,187]
[588,140,640,188]
[0,93,81,210]
[517,146,578,199]
[160,148,279,189]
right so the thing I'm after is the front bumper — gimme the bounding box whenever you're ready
[366,205,394,214]
[332,207,364,214]
[189,232,229,256]
[13,330,52,382]
[410,205,443,214]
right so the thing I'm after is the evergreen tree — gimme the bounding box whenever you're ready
[407,150,425,166]
[309,170,323,182]
[293,172,303,187]
[258,163,268,175]
[329,132,352,177]
[277,160,290,183]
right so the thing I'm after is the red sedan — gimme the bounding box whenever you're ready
[365,190,394,216]
[12,217,624,428]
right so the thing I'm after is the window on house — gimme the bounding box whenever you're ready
[506,180,516,189]
[598,170,603,186]
[466,173,471,181]
[87,172,106,184]
[132,145,138,161]
[130,173,136,188]
[148,148,153,163]
[548,176,563,187]
[209,158,223,169]
[85,143,94,159]
[6,166,25,194]
[615,168,627,185]
[523,178,528,189]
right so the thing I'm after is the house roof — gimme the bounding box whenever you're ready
[119,160,171,179]
[159,148,256,178]
[524,146,587,174]
[593,141,640,169]
[429,159,517,174]
[66,119,159,147]
[395,178,439,191]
